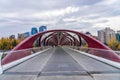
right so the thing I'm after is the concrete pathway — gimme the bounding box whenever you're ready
[0,47,120,80]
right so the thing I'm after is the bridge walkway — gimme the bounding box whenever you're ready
[0,47,120,80]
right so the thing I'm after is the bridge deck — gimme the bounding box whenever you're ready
[0,47,120,80]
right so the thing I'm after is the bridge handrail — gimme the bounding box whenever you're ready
[71,46,120,54]
[0,46,51,74]
[1,46,50,59]
[68,47,120,69]
[1,46,47,54]
[70,46,120,62]
[114,51,120,55]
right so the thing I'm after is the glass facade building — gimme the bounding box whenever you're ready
[31,27,38,35]
[39,26,47,32]
[24,32,30,38]
[116,31,120,42]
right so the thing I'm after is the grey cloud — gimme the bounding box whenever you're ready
[85,2,120,17]
[96,20,109,23]
[0,0,103,12]
[87,15,100,19]
[0,23,33,37]
[0,0,120,38]
[0,19,9,23]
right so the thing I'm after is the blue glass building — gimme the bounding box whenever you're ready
[116,33,120,42]
[24,32,30,38]
[39,26,47,32]
[31,27,38,35]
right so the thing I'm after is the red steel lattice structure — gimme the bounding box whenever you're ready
[2,29,120,65]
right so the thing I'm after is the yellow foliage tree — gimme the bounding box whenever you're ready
[108,38,119,50]
[0,37,11,50]
[0,37,21,50]
[117,44,120,50]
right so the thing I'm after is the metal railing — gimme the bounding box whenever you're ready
[70,46,120,62]
[115,51,120,55]
[0,46,50,74]
[68,46,120,69]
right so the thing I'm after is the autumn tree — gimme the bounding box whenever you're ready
[0,37,11,50]
[11,39,20,49]
[117,44,120,50]
[0,37,21,50]
[108,38,119,50]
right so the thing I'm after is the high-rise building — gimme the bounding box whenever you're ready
[24,32,30,38]
[39,26,47,32]
[18,32,30,39]
[85,32,92,36]
[98,30,105,43]
[31,27,38,35]
[98,27,116,44]
[9,35,15,39]
[18,33,25,40]
[116,30,120,42]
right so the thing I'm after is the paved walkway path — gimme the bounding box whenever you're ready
[0,47,120,80]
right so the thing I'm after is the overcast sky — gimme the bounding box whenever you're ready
[0,0,120,38]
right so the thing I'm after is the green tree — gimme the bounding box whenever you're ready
[11,39,18,49]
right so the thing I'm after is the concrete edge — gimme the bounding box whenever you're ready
[0,53,3,74]
[68,47,120,69]
[1,48,51,74]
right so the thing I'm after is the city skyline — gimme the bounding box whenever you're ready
[1,26,120,39]
[0,0,120,38]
